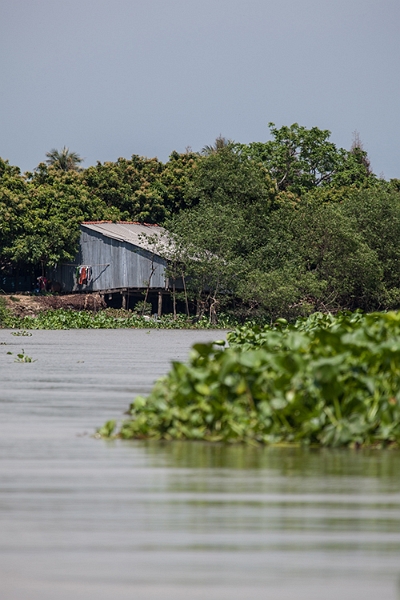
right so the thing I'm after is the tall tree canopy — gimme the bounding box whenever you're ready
[1,123,399,321]
[0,158,30,271]
[82,156,167,223]
[238,123,375,195]
[9,165,111,268]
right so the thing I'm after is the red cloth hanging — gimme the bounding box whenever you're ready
[78,267,87,285]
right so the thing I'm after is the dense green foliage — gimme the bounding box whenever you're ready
[0,305,233,330]
[237,123,374,194]
[100,311,400,447]
[163,151,400,321]
[0,298,16,328]
[1,125,400,320]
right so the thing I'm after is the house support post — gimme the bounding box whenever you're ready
[172,280,177,320]
[158,291,163,317]
[121,292,127,310]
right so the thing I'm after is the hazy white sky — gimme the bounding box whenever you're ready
[1,0,399,177]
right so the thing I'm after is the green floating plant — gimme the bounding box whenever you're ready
[7,349,36,363]
[96,420,116,438]
[10,308,234,330]
[11,330,32,337]
[99,310,400,448]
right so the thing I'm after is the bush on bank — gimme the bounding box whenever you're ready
[99,311,400,447]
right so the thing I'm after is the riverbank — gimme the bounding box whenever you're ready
[0,295,233,329]
[1,292,107,318]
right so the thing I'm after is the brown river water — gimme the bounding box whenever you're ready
[1,329,400,600]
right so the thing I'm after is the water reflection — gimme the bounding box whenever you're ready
[120,442,400,541]
[139,440,400,481]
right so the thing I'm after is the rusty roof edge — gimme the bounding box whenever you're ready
[82,221,160,226]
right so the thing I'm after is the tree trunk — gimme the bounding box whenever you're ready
[172,280,177,320]
[209,297,219,325]
[182,272,189,316]
[158,291,163,317]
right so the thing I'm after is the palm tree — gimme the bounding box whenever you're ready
[350,131,372,176]
[201,135,232,156]
[45,146,83,171]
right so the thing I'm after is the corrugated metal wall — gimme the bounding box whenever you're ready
[52,227,168,292]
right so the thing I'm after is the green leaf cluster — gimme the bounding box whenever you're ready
[103,311,400,447]
[238,123,374,195]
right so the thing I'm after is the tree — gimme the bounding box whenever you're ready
[185,144,276,212]
[201,135,232,156]
[82,155,168,223]
[233,199,384,319]
[290,202,383,311]
[341,186,400,305]
[238,123,375,195]
[8,165,112,270]
[0,158,30,271]
[350,130,372,175]
[162,147,278,321]
[160,150,201,214]
[167,200,250,321]
[45,146,83,172]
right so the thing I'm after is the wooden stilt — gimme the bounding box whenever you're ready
[158,291,163,317]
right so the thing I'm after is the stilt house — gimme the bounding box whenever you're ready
[50,222,175,311]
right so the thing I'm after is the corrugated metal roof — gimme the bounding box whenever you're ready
[81,222,171,255]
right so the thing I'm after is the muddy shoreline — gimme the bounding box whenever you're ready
[2,292,106,318]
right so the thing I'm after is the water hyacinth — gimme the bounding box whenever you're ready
[100,311,400,447]
[1,306,233,330]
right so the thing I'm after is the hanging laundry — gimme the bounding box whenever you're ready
[76,265,93,285]
[78,266,87,285]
